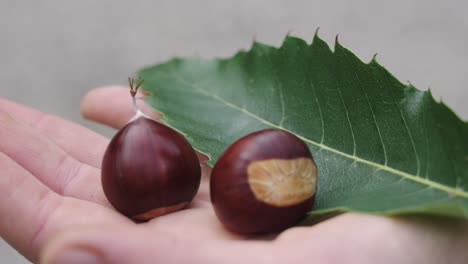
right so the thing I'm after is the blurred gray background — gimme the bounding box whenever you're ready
[1,0,467,263]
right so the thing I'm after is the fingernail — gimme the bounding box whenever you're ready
[45,247,102,264]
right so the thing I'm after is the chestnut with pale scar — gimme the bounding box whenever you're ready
[247,157,317,207]
[210,129,318,234]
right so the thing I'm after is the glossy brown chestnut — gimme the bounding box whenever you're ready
[102,117,201,221]
[210,129,318,234]
[101,79,201,221]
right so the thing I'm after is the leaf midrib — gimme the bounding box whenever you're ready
[167,74,468,199]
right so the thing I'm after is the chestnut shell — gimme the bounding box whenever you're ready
[101,117,201,220]
[210,129,317,234]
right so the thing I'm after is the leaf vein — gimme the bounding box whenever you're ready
[169,75,468,199]
[342,51,388,166]
[378,68,421,176]
[336,81,357,156]
[298,47,325,143]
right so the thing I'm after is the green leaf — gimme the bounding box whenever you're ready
[138,35,468,218]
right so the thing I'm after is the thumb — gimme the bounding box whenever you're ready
[39,224,273,264]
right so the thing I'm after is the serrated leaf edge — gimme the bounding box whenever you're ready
[139,35,468,201]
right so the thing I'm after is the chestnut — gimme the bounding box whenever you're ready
[210,129,318,234]
[101,78,201,221]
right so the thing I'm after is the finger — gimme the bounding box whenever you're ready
[0,151,57,259]
[0,111,109,206]
[80,86,161,130]
[0,97,108,168]
[276,213,468,263]
[0,152,128,262]
[40,225,274,264]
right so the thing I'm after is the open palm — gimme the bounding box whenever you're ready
[1,87,467,264]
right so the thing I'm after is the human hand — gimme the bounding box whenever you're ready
[0,87,467,264]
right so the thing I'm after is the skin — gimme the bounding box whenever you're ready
[0,86,467,264]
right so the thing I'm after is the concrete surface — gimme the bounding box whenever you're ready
[1,0,467,263]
